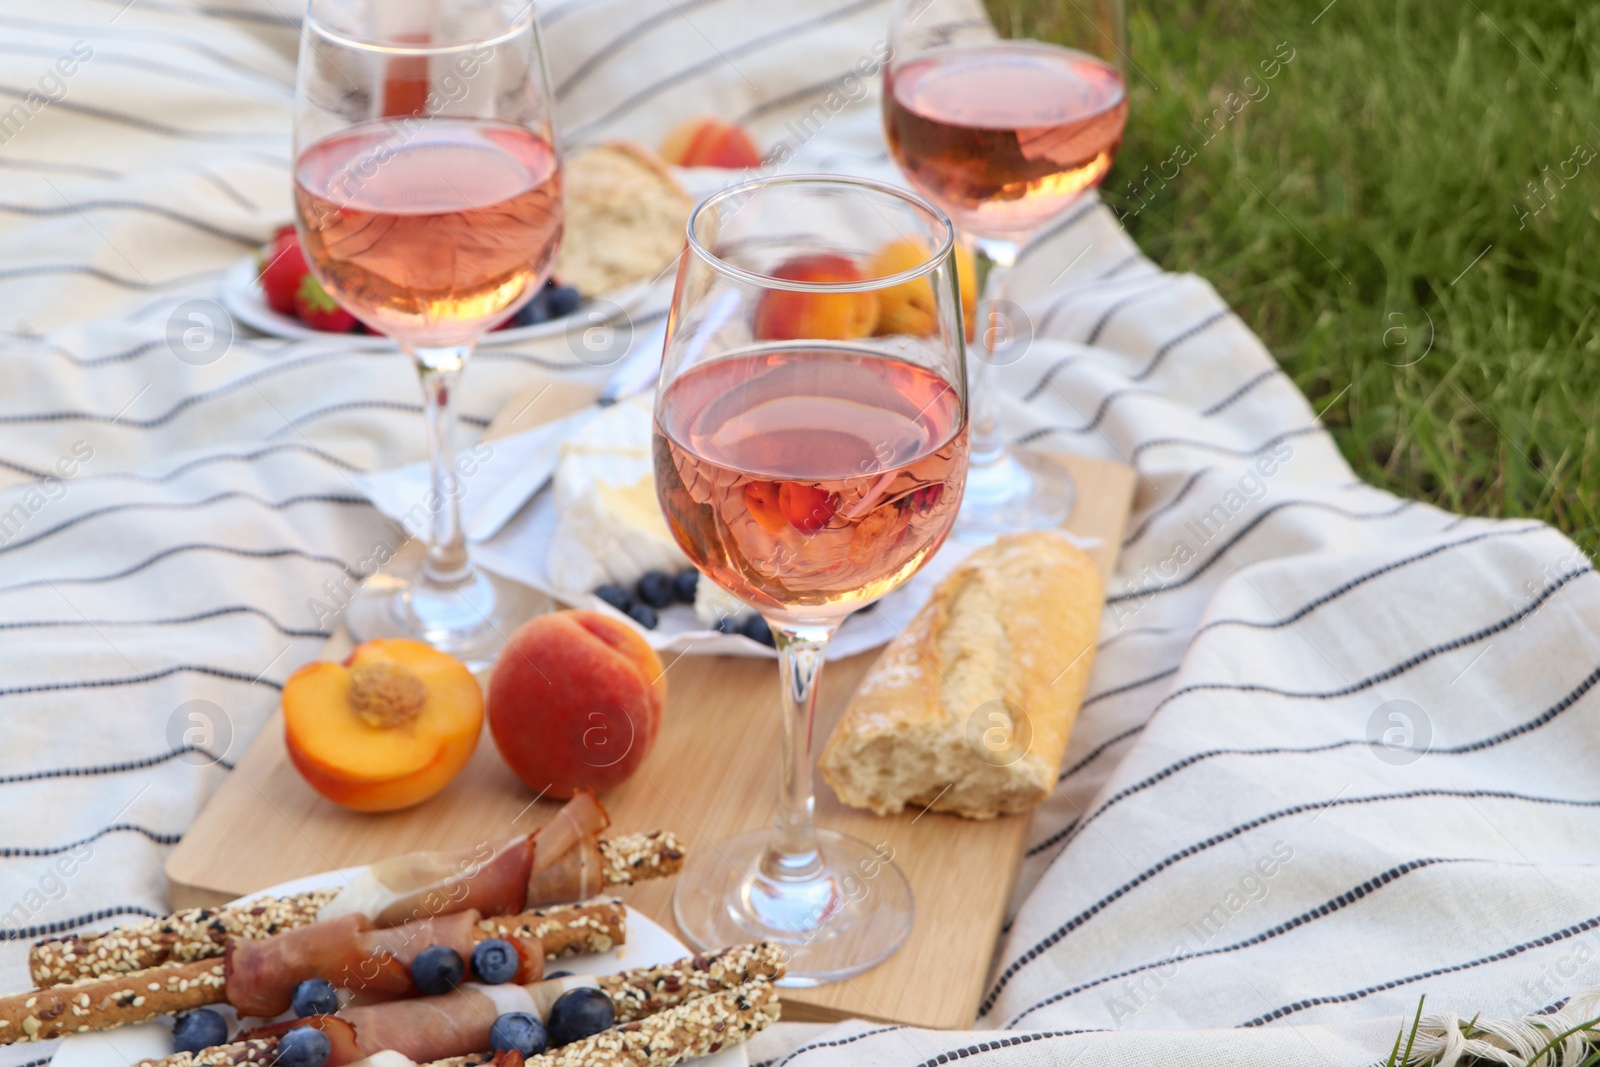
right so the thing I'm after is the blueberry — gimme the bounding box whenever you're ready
[636,570,675,609]
[739,614,776,647]
[627,602,658,629]
[547,987,616,1046]
[672,569,699,603]
[471,938,519,984]
[546,285,583,318]
[274,1027,331,1067]
[594,583,633,613]
[290,977,339,1017]
[172,1008,228,1054]
[713,615,741,635]
[489,1012,548,1057]
[410,945,465,995]
[545,970,573,979]
[513,291,552,327]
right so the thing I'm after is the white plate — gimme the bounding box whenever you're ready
[220,255,654,349]
[51,869,747,1067]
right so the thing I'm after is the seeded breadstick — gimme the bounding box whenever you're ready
[0,959,226,1044]
[29,831,681,987]
[29,889,340,987]
[598,832,684,884]
[33,896,625,987]
[598,943,784,1018]
[132,944,781,1067]
[481,900,626,958]
[145,1038,282,1067]
[6,902,628,1045]
[528,980,781,1067]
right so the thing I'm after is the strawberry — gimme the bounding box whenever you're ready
[293,272,356,332]
[259,226,309,317]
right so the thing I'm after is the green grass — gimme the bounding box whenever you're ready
[992,0,1600,554]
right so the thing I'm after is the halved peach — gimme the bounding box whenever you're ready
[284,639,483,812]
[868,238,978,339]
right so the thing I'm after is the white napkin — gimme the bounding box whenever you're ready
[353,406,1100,659]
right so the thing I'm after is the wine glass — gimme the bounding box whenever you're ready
[293,0,561,669]
[884,0,1128,536]
[654,175,969,984]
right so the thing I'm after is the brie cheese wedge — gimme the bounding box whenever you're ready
[545,394,691,595]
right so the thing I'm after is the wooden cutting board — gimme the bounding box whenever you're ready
[165,451,1134,1030]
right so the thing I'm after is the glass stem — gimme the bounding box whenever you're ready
[762,622,837,883]
[413,345,474,587]
[969,236,1021,471]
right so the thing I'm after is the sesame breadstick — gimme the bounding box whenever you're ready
[6,902,628,1045]
[32,895,629,987]
[28,889,339,987]
[130,944,782,1067]
[0,959,226,1044]
[144,1038,282,1067]
[598,833,684,885]
[480,901,626,959]
[596,943,784,1018]
[526,979,781,1067]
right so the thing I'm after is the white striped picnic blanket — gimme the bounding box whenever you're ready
[1,3,1597,1066]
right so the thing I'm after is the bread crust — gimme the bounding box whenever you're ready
[820,532,1102,819]
[554,141,692,296]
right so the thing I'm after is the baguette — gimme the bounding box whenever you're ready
[553,141,692,296]
[31,831,678,986]
[820,531,1103,819]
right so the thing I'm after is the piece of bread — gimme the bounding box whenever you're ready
[555,141,692,296]
[820,532,1102,820]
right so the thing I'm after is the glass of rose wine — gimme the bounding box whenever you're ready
[292,0,561,669]
[884,0,1128,536]
[655,175,969,984]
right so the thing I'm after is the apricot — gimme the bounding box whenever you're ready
[284,640,483,812]
[488,611,665,798]
[659,116,763,169]
[752,253,880,341]
[868,238,978,339]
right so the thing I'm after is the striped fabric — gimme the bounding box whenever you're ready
[2,3,1597,1067]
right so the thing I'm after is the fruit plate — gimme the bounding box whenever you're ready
[50,868,748,1067]
[470,484,1052,660]
[220,254,655,349]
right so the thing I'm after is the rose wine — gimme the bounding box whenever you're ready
[654,346,967,621]
[884,43,1127,239]
[295,118,561,347]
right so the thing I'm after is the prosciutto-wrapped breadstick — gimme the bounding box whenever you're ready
[134,945,785,1067]
[357,981,782,1067]
[31,795,682,986]
[0,902,626,1046]
[525,980,780,1067]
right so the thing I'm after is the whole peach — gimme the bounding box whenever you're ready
[488,610,665,797]
[660,116,763,169]
[752,253,880,341]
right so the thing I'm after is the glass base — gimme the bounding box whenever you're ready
[672,827,913,987]
[343,550,542,674]
[955,445,1075,539]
